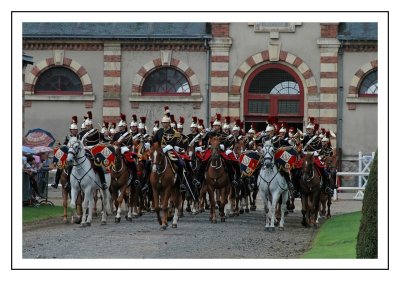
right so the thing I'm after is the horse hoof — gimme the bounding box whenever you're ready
[186,207,191,212]
[228,213,234,217]
[172,224,177,228]
[101,221,107,225]
[250,206,256,211]
[279,226,284,231]
[115,217,121,223]
[86,222,91,227]
[239,209,244,214]
[211,219,217,224]
[160,225,167,230]
[245,209,249,213]
[289,209,294,213]
[126,216,132,222]
[63,218,68,224]
[221,217,226,222]
[80,222,87,227]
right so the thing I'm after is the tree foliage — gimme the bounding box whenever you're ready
[356,150,378,258]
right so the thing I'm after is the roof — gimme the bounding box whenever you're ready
[23,22,212,40]
[337,22,377,41]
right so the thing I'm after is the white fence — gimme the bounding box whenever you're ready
[335,151,375,200]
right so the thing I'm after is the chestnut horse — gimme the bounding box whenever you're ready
[200,135,230,223]
[110,145,134,223]
[149,143,181,230]
[60,166,83,224]
[299,153,321,228]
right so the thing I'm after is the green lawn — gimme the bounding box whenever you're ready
[302,211,361,258]
[23,205,68,223]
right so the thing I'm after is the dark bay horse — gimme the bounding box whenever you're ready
[319,154,337,219]
[149,143,181,230]
[200,136,230,223]
[299,153,321,228]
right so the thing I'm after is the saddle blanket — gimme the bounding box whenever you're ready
[239,150,262,177]
[91,144,116,168]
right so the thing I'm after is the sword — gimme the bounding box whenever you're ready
[182,169,197,201]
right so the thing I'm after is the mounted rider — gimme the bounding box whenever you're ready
[301,117,333,195]
[195,113,241,188]
[78,111,109,190]
[152,106,188,191]
[51,115,79,189]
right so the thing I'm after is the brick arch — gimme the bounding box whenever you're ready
[131,58,201,96]
[24,57,93,95]
[348,60,378,96]
[231,50,317,96]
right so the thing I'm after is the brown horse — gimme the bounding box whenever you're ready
[299,153,321,228]
[149,143,182,230]
[319,154,337,219]
[109,145,134,223]
[60,166,82,224]
[200,135,230,223]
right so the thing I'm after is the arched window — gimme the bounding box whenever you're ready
[244,64,304,132]
[34,67,83,95]
[142,67,191,95]
[358,69,377,96]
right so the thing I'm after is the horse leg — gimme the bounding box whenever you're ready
[62,183,68,223]
[279,191,289,230]
[301,195,308,227]
[85,190,94,226]
[80,189,90,227]
[327,195,332,218]
[70,186,81,224]
[208,186,217,223]
[92,189,98,217]
[172,190,181,228]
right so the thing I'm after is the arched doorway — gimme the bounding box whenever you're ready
[244,63,304,133]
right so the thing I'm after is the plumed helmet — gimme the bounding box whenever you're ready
[197,119,204,130]
[223,116,231,130]
[248,123,255,134]
[118,113,127,127]
[279,122,287,133]
[213,113,222,126]
[170,115,176,128]
[306,117,315,130]
[232,119,241,131]
[190,116,198,128]
[70,116,78,130]
[153,120,160,133]
[138,116,146,129]
[162,106,171,123]
[130,114,138,127]
[84,111,93,126]
[177,116,184,129]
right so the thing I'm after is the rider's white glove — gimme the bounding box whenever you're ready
[195,147,203,152]
[144,142,150,150]
[121,146,129,154]
[313,151,319,156]
[219,144,225,151]
[163,145,173,153]
[225,149,232,155]
[189,151,193,157]
[174,146,181,152]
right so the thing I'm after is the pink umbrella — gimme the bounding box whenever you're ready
[33,146,53,154]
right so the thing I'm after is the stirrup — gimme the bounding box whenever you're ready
[180,184,186,192]
[232,180,239,187]
[142,184,149,192]
[134,180,141,188]
[51,183,58,189]
[192,179,200,187]
[101,183,108,190]
[325,186,333,195]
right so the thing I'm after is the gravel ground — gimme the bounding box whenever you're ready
[22,188,362,260]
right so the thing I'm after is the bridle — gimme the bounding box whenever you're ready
[151,148,167,175]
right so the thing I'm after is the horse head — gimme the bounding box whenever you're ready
[150,143,166,174]
[261,143,275,169]
[67,137,84,165]
[302,153,315,182]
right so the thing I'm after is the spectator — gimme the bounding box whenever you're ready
[23,155,41,200]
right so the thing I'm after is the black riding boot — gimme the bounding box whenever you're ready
[323,173,333,195]
[175,166,185,191]
[51,168,62,188]
[226,161,238,186]
[94,166,108,190]
[127,161,140,188]
[282,170,294,189]
[196,160,208,187]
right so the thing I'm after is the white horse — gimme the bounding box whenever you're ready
[257,143,289,231]
[67,136,111,226]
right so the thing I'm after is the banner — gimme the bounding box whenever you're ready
[91,144,116,168]
[53,145,69,169]
[274,146,298,171]
[239,150,262,177]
